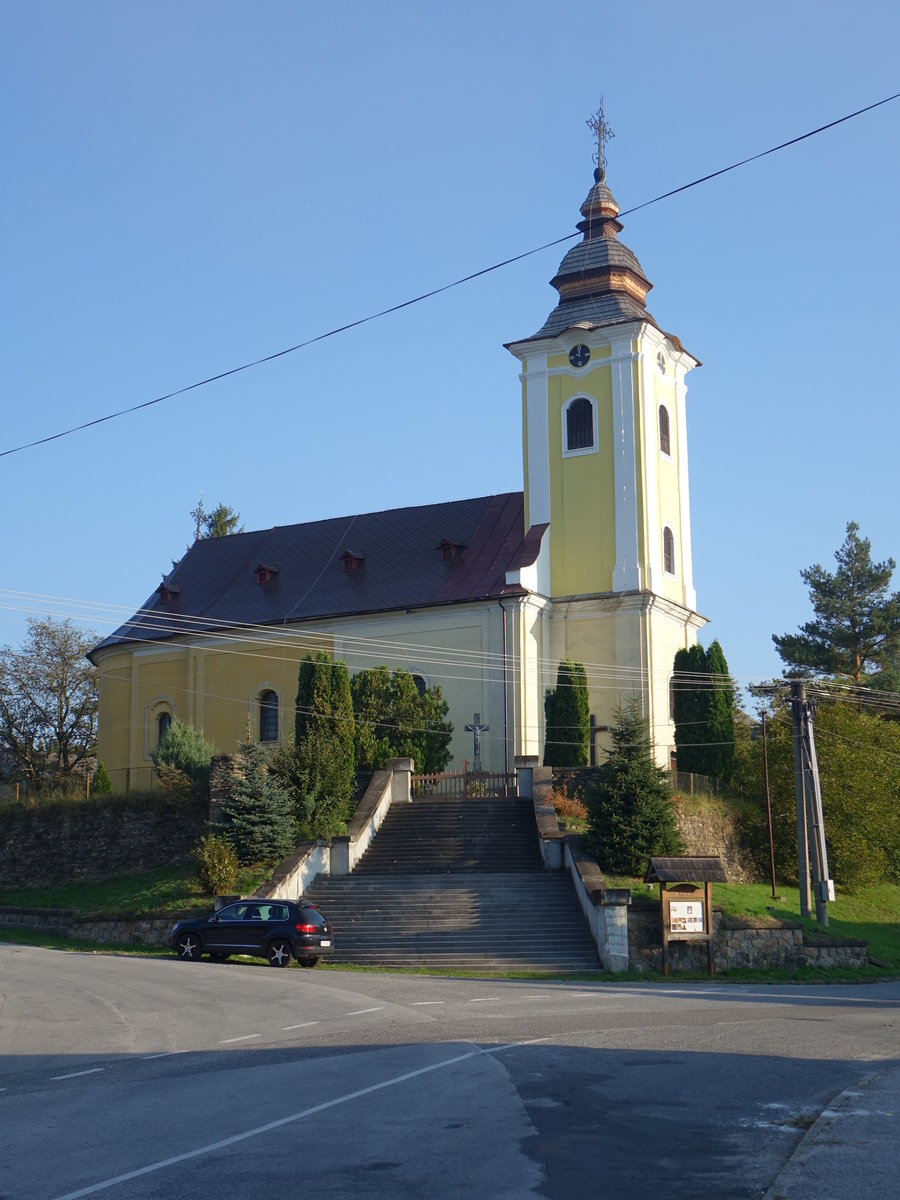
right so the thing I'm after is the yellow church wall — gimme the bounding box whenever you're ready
[95,630,335,791]
[546,363,616,596]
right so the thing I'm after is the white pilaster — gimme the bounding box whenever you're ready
[523,355,550,525]
[675,367,697,611]
[610,336,641,590]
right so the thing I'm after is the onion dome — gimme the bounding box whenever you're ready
[524,166,657,342]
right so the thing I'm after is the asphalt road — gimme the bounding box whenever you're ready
[1,944,899,1199]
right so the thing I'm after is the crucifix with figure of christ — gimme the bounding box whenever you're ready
[464,712,489,774]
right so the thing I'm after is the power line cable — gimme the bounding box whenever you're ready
[2,91,897,461]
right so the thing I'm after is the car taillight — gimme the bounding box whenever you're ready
[296,923,317,934]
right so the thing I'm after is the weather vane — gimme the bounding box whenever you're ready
[586,98,615,172]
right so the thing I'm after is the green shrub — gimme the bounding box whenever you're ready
[91,761,113,795]
[194,834,238,895]
[151,720,216,790]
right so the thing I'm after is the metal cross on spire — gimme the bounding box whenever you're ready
[586,98,615,172]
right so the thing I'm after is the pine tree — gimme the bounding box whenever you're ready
[542,659,590,767]
[584,704,682,875]
[773,521,900,686]
[217,740,297,865]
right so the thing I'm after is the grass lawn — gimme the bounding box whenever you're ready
[0,862,272,917]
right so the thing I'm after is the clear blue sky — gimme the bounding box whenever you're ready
[2,1,899,694]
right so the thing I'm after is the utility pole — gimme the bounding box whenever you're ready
[790,682,811,918]
[761,712,777,899]
[789,682,833,926]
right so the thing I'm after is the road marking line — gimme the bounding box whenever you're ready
[410,1001,445,1006]
[345,1007,384,1016]
[142,1051,187,1060]
[50,1039,547,1199]
[469,997,500,1003]
[51,1068,105,1081]
[219,1034,262,1044]
[282,1022,319,1030]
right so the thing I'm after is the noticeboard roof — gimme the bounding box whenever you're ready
[644,856,728,884]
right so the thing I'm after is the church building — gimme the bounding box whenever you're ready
[92,154,705,790]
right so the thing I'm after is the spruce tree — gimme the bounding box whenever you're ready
[584,704,682,875]
[217,740,297,865]
[542,659,590,767]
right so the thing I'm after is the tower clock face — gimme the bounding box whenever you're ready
[569,344,591,368]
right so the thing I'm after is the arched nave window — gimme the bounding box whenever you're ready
[659,405,671,456]
[157,711,172,744]
[259,690,279,742]
[663,526,676,576]
[565,396,594,452]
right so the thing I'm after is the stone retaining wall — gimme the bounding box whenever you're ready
[0,906,188,947]
[0,797,207,888]
[628,901,868,973]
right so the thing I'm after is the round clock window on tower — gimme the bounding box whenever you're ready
[569,344,591,368]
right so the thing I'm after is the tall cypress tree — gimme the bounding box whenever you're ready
[704,639,735,781]
[543,659,590,767]
[672,644,708,774]
[290,652,355,835]
[672,642,735,781]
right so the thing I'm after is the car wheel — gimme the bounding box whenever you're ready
[176,932,201,961]
[209,952,230,963]
[267,939,293,968]
[299,957,319,968]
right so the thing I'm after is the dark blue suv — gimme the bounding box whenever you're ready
[169,899,334,968]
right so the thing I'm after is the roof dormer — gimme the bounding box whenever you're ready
[255,563,279,585]
[340,550,364,573]
[437,538,466,562]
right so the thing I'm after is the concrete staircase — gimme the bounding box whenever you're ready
[305,797,601,972]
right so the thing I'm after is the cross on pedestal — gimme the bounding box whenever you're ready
[464,712,490,774]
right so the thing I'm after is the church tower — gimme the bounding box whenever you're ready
[505,139,706,765]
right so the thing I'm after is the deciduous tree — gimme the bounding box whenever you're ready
[350,665,453,773]
[0,617,98,788]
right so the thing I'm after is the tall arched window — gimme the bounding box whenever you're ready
[158,712,172,744]
[566,396,594,451]
[259,690,278,742]
[663,526,676,575]
[659,405,671,456]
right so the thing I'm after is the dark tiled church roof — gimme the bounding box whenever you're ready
[93,492,535,657]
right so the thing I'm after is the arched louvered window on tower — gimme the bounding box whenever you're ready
[566,396,594,452]
[659,405,671,456]
[663,526,676,576]
[259,690,279,742]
